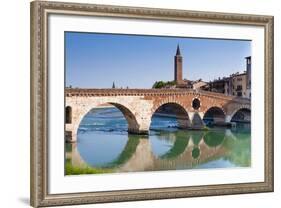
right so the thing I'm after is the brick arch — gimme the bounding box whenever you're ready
[229,105,251,119]
[229,105,251,122]
[203,106,226,124]
[202,104,227,115]
[150,99,191,129]
[151,99,189,115]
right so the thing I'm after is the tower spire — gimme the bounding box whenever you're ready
[176,44,181,56]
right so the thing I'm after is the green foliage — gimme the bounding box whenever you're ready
[152,80,176,89]
[65,160,113,175]
[153,81,164,88]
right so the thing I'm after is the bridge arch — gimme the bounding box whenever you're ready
[150,101,191,129]
[108,102,140,134]
[76,102,141,137]
[230,107,251,123]
[203,106,226,125]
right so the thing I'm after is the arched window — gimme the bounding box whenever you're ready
[65,106,72,124]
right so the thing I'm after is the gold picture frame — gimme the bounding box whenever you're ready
[30,1,274,207]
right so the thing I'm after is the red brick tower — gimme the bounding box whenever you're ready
[174,45,184,85]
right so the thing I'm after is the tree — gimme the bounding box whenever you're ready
[153,81,164,88]
[152,80,176,89]
[112,82,115,89]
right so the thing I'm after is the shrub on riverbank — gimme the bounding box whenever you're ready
[65,160,113,175]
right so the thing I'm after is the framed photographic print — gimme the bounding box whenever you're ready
[30,1,274,207]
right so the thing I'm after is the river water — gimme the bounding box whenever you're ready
[66,107,251,174]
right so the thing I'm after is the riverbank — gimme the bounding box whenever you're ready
[65,160,113,175]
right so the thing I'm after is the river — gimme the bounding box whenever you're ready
[65,107,251,175]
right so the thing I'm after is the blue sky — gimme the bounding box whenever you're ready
[65,32,251,88]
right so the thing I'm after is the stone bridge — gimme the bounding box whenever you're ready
[65,88,251,142]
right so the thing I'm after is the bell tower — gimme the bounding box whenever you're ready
[174,45,184,85]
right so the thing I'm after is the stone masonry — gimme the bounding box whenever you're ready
[65,88,250,142]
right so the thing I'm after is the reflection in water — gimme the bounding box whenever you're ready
[65,107,251,175]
